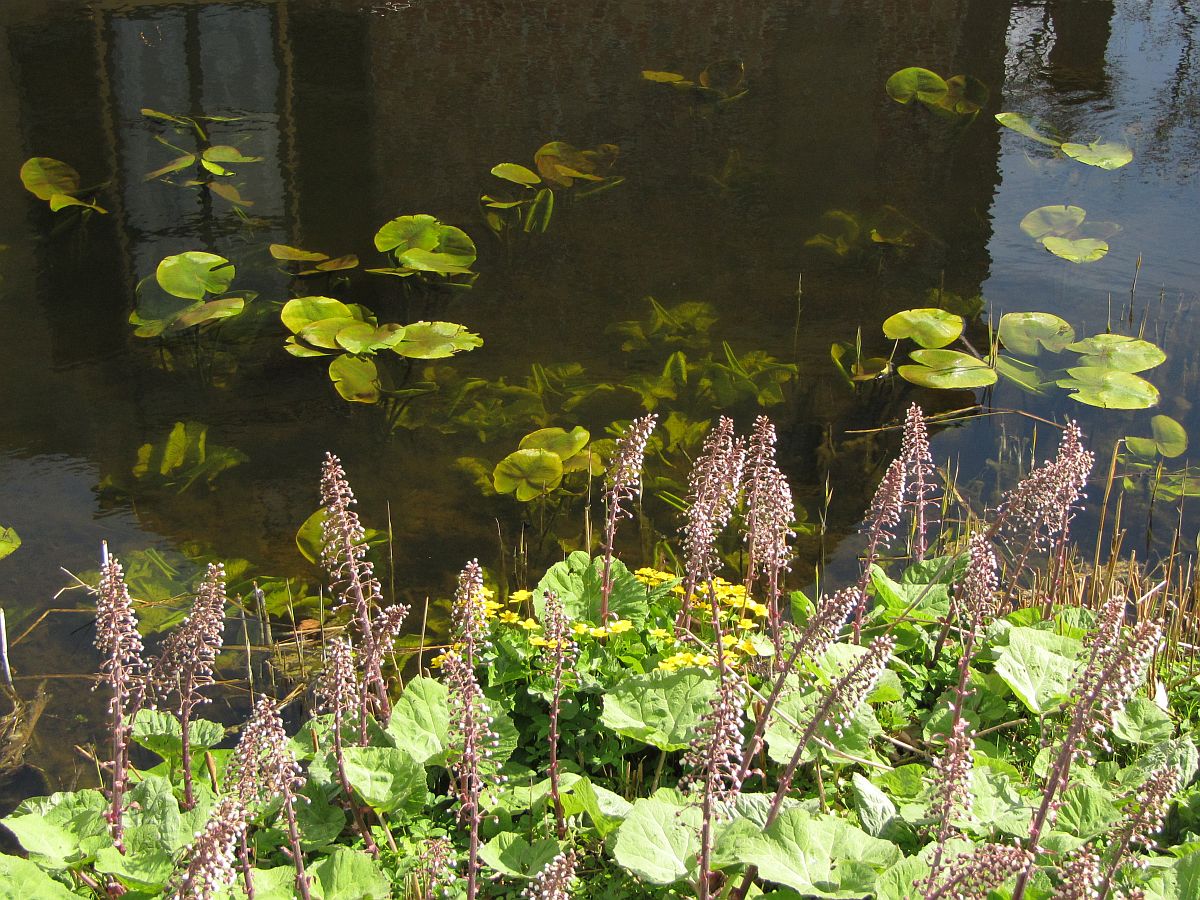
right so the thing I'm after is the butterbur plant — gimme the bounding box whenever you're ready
[169,795,249,900]
[538,589,576,838]
[742,414,795,656]
[600,413,657,619]
[143,562,227,810]
[852,457,905,640]
[900,402,938,559]
[93,542,145,851]
[523,848,578,900]
[412,836,457,899]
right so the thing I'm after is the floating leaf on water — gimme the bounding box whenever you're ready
[201,145,263,164]
[328,354,380,403]
[1019,205,1086,240]
[1041,235,1108,263]
[310,254,359,273]
[299,317,362,351]
[334,322,405,354]
[885,67,948,105]
[20,157,81,201]
[156,251,234,300]
[534,141,618,188]
[207,182,253,206]
[881,308,963,349]
[1067,334,1166,373]
[1126,414,1188,459]
[144,154,196,181]
[0,524,20,562]
[281,296,353,333]
[641,70,690,84]
[493,448,564,501]
[940,74,988,115]
[997,312,1075,355]
[1060,140,1133,170]
[270,244,329,262]
[994,354,1048,394]
[374,214,477,273]
[897,349,996,389]
[392,321,482,359]
[519,426,590,461]
[167,297,245,332]
[994,112,1060,146]
[1056,367,1159,409]
[48,194,106,213]
[490,163,542,186]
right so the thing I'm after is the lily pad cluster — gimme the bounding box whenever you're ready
[641,58,748,102]
[129,251,253,337]
[141,108,259,206]
[996,112,1134,170]
[368,213,478,284]
[885,67,989,118]
[805,206,923,259]
[492,426,606,502]
[269,243,359,276]
[281,296,482,403]
[1019,205,1118,264]
[19,157,106,213]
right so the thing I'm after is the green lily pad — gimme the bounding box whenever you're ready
[493,448,563,501]
[885,67,948,105]
[1019,205,1086,240]
[1056,367,1160,409]
[994,354,1048,394]
[0,525,20,562]
[335,322,405,354]
[882,308,963,349]
[898,349,996,389]
[392,321,482,359]
[1041,235,1109,263]
[642,70,690,84]
[281,296,353,333]
[201,145,262,164]
[270,244,329,262]
[299,317,362,351]
[519,426,590,460]
[1067,334,1166,372]
[1126,414,1188,459]
[20,157,81,201]
[1061,140,1133,170]
[328,355,380,404]
[491,163,541,186]
[997,312,1075,355]
[939,74,989,115]
[156,251,234,300]
[167,297,244,332]
[374,215,477,271]
[374,214,440,253]
[995,111,1060,146]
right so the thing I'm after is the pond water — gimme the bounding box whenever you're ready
[0,0,1197,796]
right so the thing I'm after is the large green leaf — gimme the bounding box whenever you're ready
[882,308,963,349]
[0,524,20,561]
[995,111,1060,146]
[340,746,425,815]
[898,349,996,389]
[600,666,718,750]
[850,773,897,837]
[534,552,652,626]
[328,355,380,403]
[1020,205,1086,240]
[156,251,234,300]
[1056,367,1159,409]
[0,856,82,899]
[885,67,948,104]
[997,312,1075,355]
[1061,140,1133,170]
[1126,414,1188,459]
[1067,334,1166,373]
[1111,696,1174,744]
[393,321,483,359]
[493,448,563,501]
[491,163,542,186]
[3,789,110,870]
[611,797,701,884]
[386,676,450,765]
[131,709,224,762]
[281,296,354,333]
[519,426,590,460]
[992,627,1081,715]
[1041,235,1109,263]
[309,846,391,899]
[20,157,79,200]
[479,833,563,879]
[373,214,441,253]
[765,686,885,768]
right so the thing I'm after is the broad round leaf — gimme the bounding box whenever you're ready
[1019,205,1086,240]
[493,449,563,501]
[1042,235,1108,263]
[0,525,21,562]
[941,74,989,115]
[281,296,353,333]
[994,355,1048,394]
[201,145,263,164]
[1061,140,1133,170]
[335,322,405,354]
[885,67,948,104]
[270,243,329,262]
[519,426,590,460]
[167,297,245,332]
[1067,334,1166,372]
[642,70,689,83]
[490,163,541,186]
[20,157,80,200]
[299,317,362,350]
[1056,367,1160,409]
[612,797,701,885]
[1150,414,1188,458]
[995,111,1060,146]
[328,355,380,403]
[898,349,996,389]
[395,247,475,274]
[373,214,441,253]
[393,321,482,359]
[881,308,963,348]
[155,251,234,300]
[997,312,1075,355]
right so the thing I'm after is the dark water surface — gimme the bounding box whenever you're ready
[0,0,1197,791]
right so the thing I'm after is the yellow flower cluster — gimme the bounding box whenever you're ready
[657,650,714,671]
[571,619,634,639]
[634,568,769,621]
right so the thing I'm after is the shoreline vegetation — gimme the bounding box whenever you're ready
[3,406,1199,900]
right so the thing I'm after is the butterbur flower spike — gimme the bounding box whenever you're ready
[743,416,795,656]
[852,457,906,640]
[523,849,578,900]
[169,796,248,900]
[414,836,457,899]
[600,414,657,618]
[919,843,1032,900]
[900,403,938,560]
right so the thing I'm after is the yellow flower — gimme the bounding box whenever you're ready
[735,638,758,655]
[508,589,533,604]
[649,628,673,641]
[528,636,550,647]
[484,599,503,618]
[737,618,757,630]
[721,634,738,648]
[430,653,447,668]
[481,587,496,600]
[608,619,633,634]
[498,611,520,625]
[589,626,609,638]
[518,618,541,631]
[572,623,589,635]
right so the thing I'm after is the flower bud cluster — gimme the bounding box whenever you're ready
[95,549,145,693]
[930,714,975,830]
[999,421,1094,549]
[793,587,860,664]
[826,635,895,736]
[900,403,938,558]
[315,637,360,729]
[682,668,750,816]
[170,796,248,900]
[743,415,794,589]
[443,647,503,823]
[920,842,1031,900]
[522,849,578,900]
[681,417,746,585]
[414,836,457,898]
[227,695,305,812]
[453,559,490,654]
[605,414,658,523]
[1051,849,1101,900]
[145,563,227,715]
[864,457,906,548]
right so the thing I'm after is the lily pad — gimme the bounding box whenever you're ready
[642,70,690,84]
[1126,415,1188,459]
[885,67,948,105]
[168,297,244,332]
[519,426,590,461]
[997,312,1075,355]
[493,448,564,501]
[328,355,380,404]
[898,349,996,389]
[270,244,329,262]
[0,525,20,562]
[1061,140,1133,170]
[995,111,1060,146]
[392,321,482,359]
[1041,235,1109,263]
[373,215,477,272]
[1067,334,1166,372]
[20,157,80,201]
[1019,205,1086,240]
[491,163,542,186]
[156,251,234,300]
[201,145,262,164]
[334,322,405,354]
[281,296,353,333]
[994,355,1049,394]
[882,308,963,349]
[1056,367,1160,409]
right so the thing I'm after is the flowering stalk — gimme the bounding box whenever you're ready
[144,563,226,810]
[321,453,393,721]
[900,403,938,561]
[169,795,249,900]
[742,416,794,658]
[539,590,577,838]
[600,414,657,620]
[227,696,311,900]
[1052,849,1102,900]
[93,543,145,851]
[676,418,745,630]
[920,843,1032,900]
[1011,593,1162,900]
[523,849,578,900]
[315,637,378,856]
[413,836,457,898]
[1095,765,1178,899]
[852,458,906,642]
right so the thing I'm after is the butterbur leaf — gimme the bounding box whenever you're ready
[993,627,1081,715]
[340,746,425,815]
[534,552,651,625]
[479,833,563,879]
[310,847,391,899]
[131,708,224,761]
[599,666,717,751]
[386,676,450,764]
[611,797,701,884]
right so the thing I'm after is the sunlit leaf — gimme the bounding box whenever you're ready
[281,296,353,333]
[1126,414,1188,459]
[1067,334,1166,372]
[1041,235,1108,263]
[299,317,362,351]
[1056,367,1160,409]
[997,312,1075,355]
[994,354,1048,394]
[524,188,554,233]
[200,159,233,177]
[1061,140,1133,170]
[312,254,358,272]
[328,355,380,404]
[490,163,542,186]
[143,154,196,181]
[898,349,996,389]
[493,448,563,501]
[940,74,988,115]
[641,70,690,84]
[334,322,405,354]
[600,667,718,751]
[48,194,105,213]
[270,244,329,262]
[395,247,475,274]
[156,251,234,300]
[201,145,263,164]
[881,308,963,349]
[20,157,81,201]
[885,67,948,105]
[393,321,482,359]
[995,111,1060,146]
[519,426,590,461]
[167,297,244,332]
[1019,205,1086,240]
[0,525,20,562]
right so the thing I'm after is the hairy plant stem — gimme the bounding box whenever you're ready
[281,792,311,900]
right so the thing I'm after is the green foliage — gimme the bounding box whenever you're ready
[131,421,248,492]
[997,111,1134,169]
[0,524,19,562]
[1020,204,1112,262]
[641,58,748,102]
[886,67,988,118]
[19,157,106,213]
[369,213,478,283]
